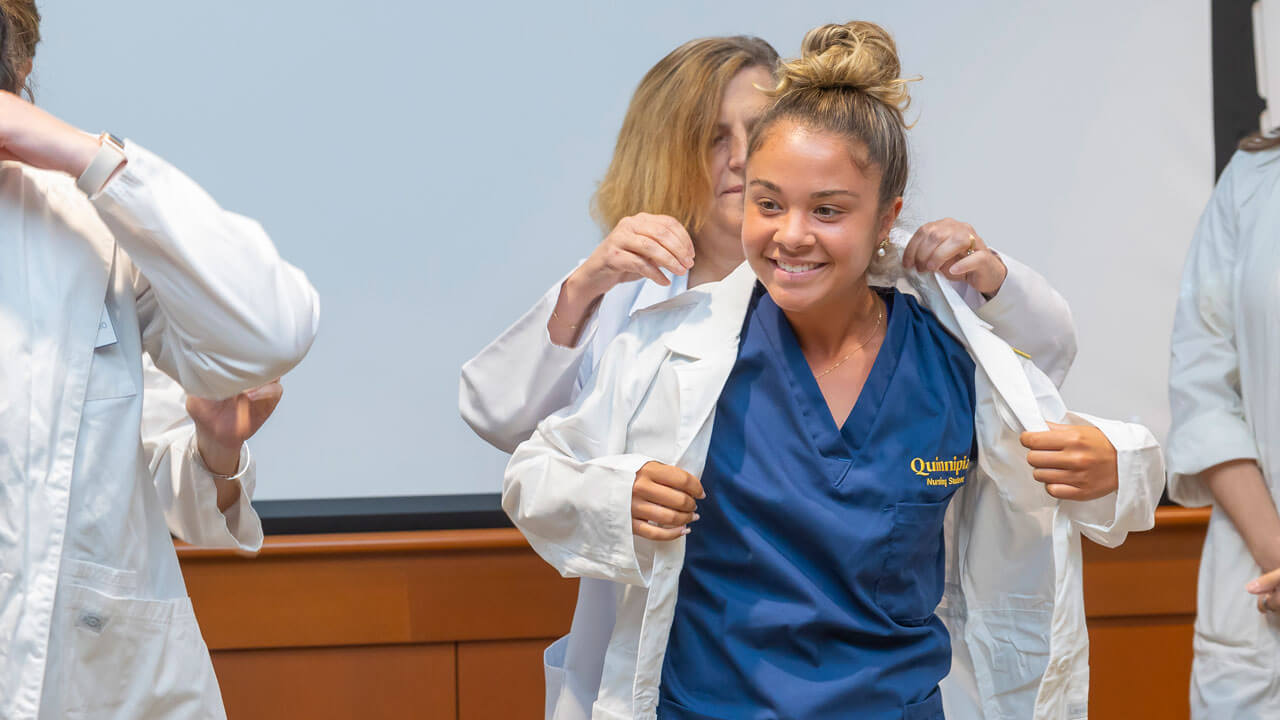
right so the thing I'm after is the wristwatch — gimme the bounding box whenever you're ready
[76,132,127,197]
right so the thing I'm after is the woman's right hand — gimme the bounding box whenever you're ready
[550,214,695,345]
[632,461,704,541]
[572,213,695,296]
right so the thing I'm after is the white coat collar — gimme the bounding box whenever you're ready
[661,262,757,360]
[660,245,1049,436]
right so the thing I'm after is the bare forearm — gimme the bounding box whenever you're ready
[547,273,603,348]
[1205,459,1280,570]
[196,433,243,512]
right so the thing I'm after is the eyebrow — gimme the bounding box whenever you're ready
[811,189,858,199]
[749,179,858,200]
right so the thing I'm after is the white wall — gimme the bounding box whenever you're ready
[34,1,1212,499]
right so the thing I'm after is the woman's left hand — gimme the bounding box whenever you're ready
[903,219,1008,297]
[1020,421,1119,501]
[1248,568,1280,614]
[187,382,285,476]
[0,91,100,176]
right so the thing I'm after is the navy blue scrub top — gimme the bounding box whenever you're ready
[658,284,977,720]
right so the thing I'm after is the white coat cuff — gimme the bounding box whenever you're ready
[974,251,1030,328]
[1058,412,1163,547]
[92,140,166,218]
[1166,409,1259,507]
[508,453,654,586]
[585,453,654,585]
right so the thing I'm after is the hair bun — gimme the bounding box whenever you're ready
[774,21,913,115]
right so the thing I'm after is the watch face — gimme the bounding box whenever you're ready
[106,133,125,150]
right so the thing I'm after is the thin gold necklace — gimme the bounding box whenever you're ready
[815,297,885,379]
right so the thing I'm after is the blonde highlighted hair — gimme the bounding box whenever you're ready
[749,20,916,208]
[592,36,778,235]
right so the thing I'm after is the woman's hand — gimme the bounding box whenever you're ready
[187,381,284,476]
[903,219,1008,297]
[631,461,704,541]
[0,91,100,176]
[572,213,695,296]
[1247,568,1280,614]
[1020,422,1119,501]
[550,214,694,345]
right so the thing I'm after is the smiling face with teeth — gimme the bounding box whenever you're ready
[743,119,903,321]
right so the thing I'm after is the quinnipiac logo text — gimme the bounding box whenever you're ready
[911,456,971,487]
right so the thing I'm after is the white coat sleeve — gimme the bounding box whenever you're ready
[1056,412,1165,548]
[1167,153,1260,507]
[140,355,264,552]
[952,251,1078,388]
[92,142,320,400]
[459,270,612,454]
[502,328,657,587]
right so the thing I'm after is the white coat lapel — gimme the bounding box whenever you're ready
[5,172,116,425]
[918,273,1049,433]
[663,263,758,467]
[873,230,1048,434]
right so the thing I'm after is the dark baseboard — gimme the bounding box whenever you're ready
[254,493,509,535]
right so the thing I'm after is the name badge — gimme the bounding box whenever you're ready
[95,306,118,349]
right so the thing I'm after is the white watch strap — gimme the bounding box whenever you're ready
[76,132,127,197]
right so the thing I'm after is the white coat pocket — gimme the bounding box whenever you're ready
[52,582,224,720]
[84,340,138,402]
[966,605,1052,710]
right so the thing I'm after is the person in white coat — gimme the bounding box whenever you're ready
[0,4,320,716]
[502,21,1164,720]
[1167,133,1280,717]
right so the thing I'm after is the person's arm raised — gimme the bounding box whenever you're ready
[460,213,693,452]
[549,213,694,346]
[904,218,1077,387]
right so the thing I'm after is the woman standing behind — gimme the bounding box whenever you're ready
[1168,134,1280,717]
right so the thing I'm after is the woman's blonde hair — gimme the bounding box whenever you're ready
[749,20,915,209]
[592,36,778,235]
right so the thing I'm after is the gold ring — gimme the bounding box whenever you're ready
[965,235,977,256]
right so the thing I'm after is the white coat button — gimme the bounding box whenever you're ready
[78,612,107,633]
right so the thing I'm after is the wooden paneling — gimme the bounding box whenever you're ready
[1082,507,1207,618]
[457,639,558,720]
[1082,506,1208,720]
[180,530,578,650]
[178,507,1213,720]
[1088,617,1195,720]
[212,643,456,720]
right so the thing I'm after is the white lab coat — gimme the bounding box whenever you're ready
[1168,147,1280,718]
[462,235,1085,720]
[0,144,319,720]
[502,257,1164,720]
